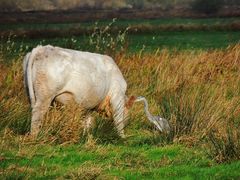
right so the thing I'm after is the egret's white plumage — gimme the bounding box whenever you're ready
[135,96,170,133]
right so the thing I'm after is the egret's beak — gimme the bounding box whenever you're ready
[135,96,144,102]
[135,99,142,102]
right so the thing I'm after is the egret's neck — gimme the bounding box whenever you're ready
[142,98,154,120]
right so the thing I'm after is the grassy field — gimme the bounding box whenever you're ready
[1,142,240,179]
[0,17,239,31]
[1,31,240,57]
[1,18,240,179]
[1,17,239,55]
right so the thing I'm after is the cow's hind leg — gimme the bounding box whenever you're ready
[30,70,54,137]
[31,98,52,136]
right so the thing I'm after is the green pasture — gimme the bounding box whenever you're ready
[129,31,240,51]
[1,17,239,55]
[0,17,239,31]
[1,31,240,58]
[1,142,240,179]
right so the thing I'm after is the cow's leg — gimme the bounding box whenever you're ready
[83,116,94,136]
[110,93,126,138]
[31,98,51,136]
[55,92,74,105]
[29,70,55,137]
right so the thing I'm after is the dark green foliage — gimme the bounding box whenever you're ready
[192,0,225,14]
[208,126,240,162]
[90,116,121,144]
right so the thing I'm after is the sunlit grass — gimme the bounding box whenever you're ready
[1,141,240,179]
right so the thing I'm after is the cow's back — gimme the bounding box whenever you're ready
[30,45,126,108]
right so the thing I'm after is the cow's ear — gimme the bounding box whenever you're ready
[125,95,136,109]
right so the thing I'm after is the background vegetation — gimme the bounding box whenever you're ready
[1,18,240,54]
[0,0,239,11]
[0,18,240,178]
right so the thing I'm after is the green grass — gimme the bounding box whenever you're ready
[129,31,240,51]
[1,31,240,58]
[0,17,239,31]
[1,142,240,179]
[1,17,239,57]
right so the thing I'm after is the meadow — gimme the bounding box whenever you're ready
[0,18,240,179]
[1,17,239,31]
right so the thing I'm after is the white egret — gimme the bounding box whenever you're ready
[135,96,170,133]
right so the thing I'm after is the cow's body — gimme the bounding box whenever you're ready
[23,45,128,137]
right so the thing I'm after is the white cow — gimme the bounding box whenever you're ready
[23,45,134,138]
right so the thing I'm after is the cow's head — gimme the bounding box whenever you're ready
[125,95,136,110]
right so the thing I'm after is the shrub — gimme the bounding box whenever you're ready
[88,18,129,56]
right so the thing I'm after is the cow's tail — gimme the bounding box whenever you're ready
[23,52,31,100]
[25,46,42,108]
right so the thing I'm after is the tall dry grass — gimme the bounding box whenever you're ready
[117,45,240,162]
[0,43,240,162]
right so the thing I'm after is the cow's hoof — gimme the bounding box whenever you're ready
[119,133,126,139]
[29,130,39,140]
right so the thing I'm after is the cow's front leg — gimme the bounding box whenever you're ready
[83,116,94,136]
[31,98,51,137]
[110,93,126,138]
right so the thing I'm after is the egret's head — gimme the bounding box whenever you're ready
[135,96,145,102]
